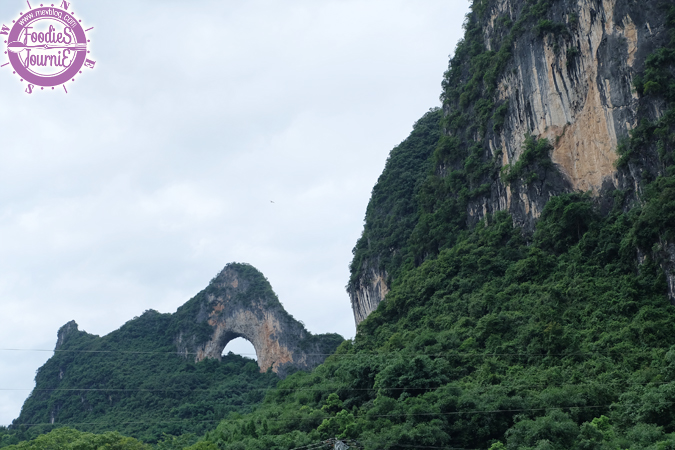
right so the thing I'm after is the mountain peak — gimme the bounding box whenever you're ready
[55,320,79,351]
[175,262,342,377]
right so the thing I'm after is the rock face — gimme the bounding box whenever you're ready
[55,320,79,350]
[471,0,667,227]
[349,264,389,326]
[347,0,670,326]
[174,263,343,378]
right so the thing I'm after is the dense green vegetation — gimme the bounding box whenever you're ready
[3,262,343,446]
[1,428,150,450]
[7,310,278,444]
[500,135,553,185]
[171,3,675,449]
[9,193,675,448]
[3,1,675,449]
[184,193,675,449]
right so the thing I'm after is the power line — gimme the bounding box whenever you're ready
[6,401,671,428]
[0,347,667,358]
[0,382,664,393]
[0,379,671,393]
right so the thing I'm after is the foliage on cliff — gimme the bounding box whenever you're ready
[616,2,675,177]
[7,188,675,450]
[348,109,442,287]
[348,0,564,290]
[182,193,675,449]
[9,310,279,444]
[4,0,675,449]
[170,2,675,450]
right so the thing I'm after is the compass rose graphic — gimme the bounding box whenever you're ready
[1,1,96,94]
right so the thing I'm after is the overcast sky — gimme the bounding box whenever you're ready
[0,0,469,425]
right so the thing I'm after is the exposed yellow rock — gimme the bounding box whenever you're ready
[494,0,643,194]
[179,263,343,378]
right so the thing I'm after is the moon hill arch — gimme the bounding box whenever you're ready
[173,263,344,377]
[15,264,342,435]
[52,263,344,379]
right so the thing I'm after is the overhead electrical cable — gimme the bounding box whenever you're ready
[0,381,675,393]
[0,378,672,393]
[0,347,663,358]
[6,401,675,428]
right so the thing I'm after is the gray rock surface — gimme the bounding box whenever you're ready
[471,0,667,228]
[174,263,343,378]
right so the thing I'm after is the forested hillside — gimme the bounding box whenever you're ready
[2,0,675,448]
[1,264,342,445]
[8,310,279,443]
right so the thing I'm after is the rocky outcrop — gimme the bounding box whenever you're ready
[16,266,341,433]
[471,0,672,303]
[348,264,389,327]
[175,263,343,378]
[55,320,79,350]
[651,241,675,306]
[469,0,668,228]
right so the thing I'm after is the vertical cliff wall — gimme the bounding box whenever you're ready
[349,262,390,325]
[477,0,667,222]
[348,0,671,327]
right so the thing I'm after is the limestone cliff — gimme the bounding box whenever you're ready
[349,262,389,326]
[474,0,668,227]
[55,320,79,350]
[174,263,343,378]
[348,0,671,327]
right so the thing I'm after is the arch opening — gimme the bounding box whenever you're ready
[221,337,257,361]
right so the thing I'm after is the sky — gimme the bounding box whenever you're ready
[0,0,469,426]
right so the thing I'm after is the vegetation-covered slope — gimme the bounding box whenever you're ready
[5,263,343,444]
[177,2,675,449]
[190,200,675,448]
[348,108,442,288]
[10,310,278,443]
[2,0,675,448]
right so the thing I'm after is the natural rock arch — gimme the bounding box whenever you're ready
[174,263,343,378]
